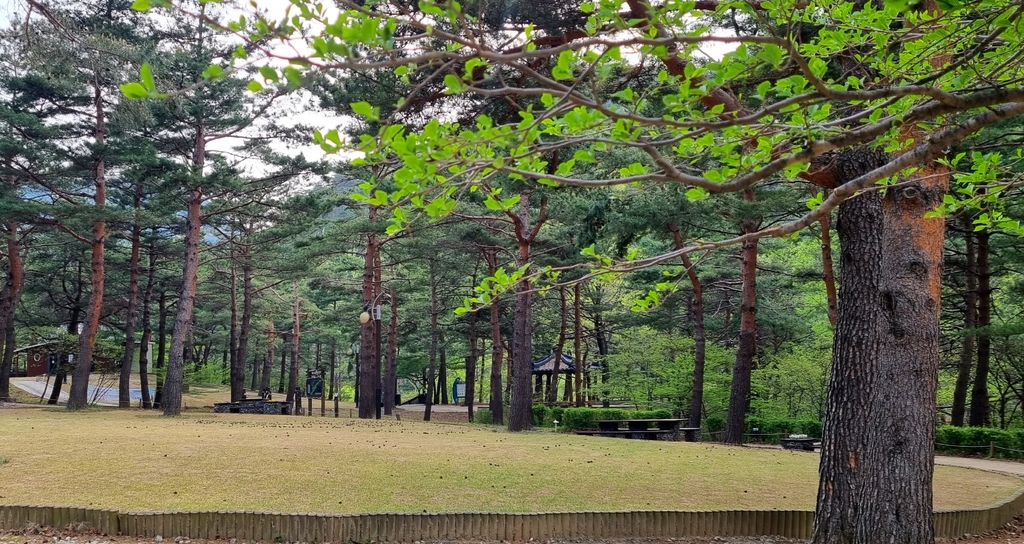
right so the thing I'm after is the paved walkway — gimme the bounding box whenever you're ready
[936,455,1024,476]
[10,377,153,406]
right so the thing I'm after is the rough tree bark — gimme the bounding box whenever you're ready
[811,151,946,544]
[952,216,977,426]
[670,224,706,428]
[229,253,241,401]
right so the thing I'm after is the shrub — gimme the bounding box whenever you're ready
[531,404,551,427]
[744,417,824,443]
[474,409,493,425]
[705,415,725,437]
[550,407,565,427]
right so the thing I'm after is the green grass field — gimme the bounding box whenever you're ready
[0,408,1019,515]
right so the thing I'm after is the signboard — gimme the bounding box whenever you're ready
[455,383,466,399]
[305,378,324,398]
[26,350,48,377]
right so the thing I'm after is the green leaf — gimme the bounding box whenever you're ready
[120,82,149,99]
[140,63,156,91]
[131,0,151,10]
[350,101,379,121]
[202,64,224,80]
[443,73,466,94]
[247,80,264,92]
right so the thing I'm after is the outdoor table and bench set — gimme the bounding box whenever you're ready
[575,418,701,442]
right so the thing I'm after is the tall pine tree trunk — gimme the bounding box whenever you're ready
[547,286,567,404]
[260,323,275,393]
[812,153,946,544]
[425,261,438,422]
[466,306,477,419]
[723,191,759,444]
[573,283,584,407]
[0,221,23,402]
[952,217,977,426]
[119,182,144,408]
[384,286,397,414]
[154,291,167,408]
[286,281,300,404]
[670,224,706,428]
[358,206,378,418]
[229,253,242,401]
[138,237,156,409]
[508,195,536,431]
[485,247,504,424]
[68,85,108,411]
[969,227,991,426]
[237,234,254,397]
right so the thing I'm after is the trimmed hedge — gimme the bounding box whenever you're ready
[935,425,1024,458]
[556,407,673,431]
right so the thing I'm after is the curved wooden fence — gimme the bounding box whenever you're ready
[2,489,1023,542]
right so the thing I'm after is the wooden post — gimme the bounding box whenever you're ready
[308,396,312,417]
[321,392,325,417]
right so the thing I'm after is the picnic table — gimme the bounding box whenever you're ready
[780,437,819,451]
[575,419,701,442]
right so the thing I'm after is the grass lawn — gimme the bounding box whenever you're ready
[0,408,1019,515]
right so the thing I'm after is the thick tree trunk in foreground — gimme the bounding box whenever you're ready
[969,227,991,427]
[952,219,977,426]
[812,154,945,544]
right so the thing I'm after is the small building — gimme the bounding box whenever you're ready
[531,353,602,401]
[11,342,59,377]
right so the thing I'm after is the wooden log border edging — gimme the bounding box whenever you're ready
[3,489,1024,542]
